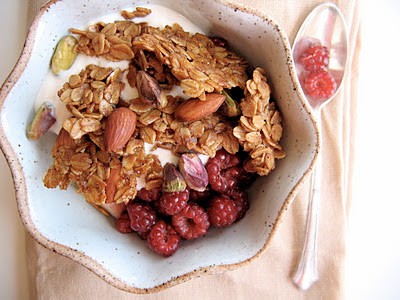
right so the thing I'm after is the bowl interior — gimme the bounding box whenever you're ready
[0,0,317,291]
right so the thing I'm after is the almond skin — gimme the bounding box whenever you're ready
[174,93,226,122]
[104,107,137,152]
[105,164,122,203]
[101,202,126,218]
[52,128,76,156]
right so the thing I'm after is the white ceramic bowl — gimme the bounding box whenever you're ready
[0,0,318,293]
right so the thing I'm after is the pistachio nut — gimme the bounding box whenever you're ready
[27,102,56,140]
[162,163,187,193]
[51,36,78,75]
[178,153,208,192]
[136,70,168,108]
[220,90,241,117]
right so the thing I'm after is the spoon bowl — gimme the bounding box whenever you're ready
[291,3,348,290]
[293,3,348,110]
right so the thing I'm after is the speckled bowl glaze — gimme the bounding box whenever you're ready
[0,0,318,293]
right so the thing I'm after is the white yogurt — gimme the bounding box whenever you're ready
[120,71,139,101]
[35,4,203,133]
[88,5,204,35]
[35,56,130,133]
[143,143,207,166]
[135,144,209,189]
[34,5,208,187]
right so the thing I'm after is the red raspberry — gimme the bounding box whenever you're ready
[223,166,255,190]
[137,230,150,240]
[302,70,337,100]
[156,189,189,215]
[208,195,238,227]
[189,187,213,207]
[229,190,249,221]
[206,162,227,192]
[147,220,181,257]
[216,149,241,167]
[299,45,330,71]
[115,213,133,234]
[172,203,210,239]
[206,150,241,194]
[127,202,157,233]
[137,187,161,202]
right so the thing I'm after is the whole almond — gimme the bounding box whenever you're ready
[174,93,226,122]
[105,164,122,203]
[101,202,126,218]
[105,107,137,152]
[52,128,76,156]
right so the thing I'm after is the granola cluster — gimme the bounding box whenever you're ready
[133,24,248,100]
[58,64,123,139]
[71,16,248,100]
[44,64,164,208]
[233,68,285,176]
[42,8,285,214]
[130,96,239,158]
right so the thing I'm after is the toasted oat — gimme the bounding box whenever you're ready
[233,68,285,176]
[70,21,146,61]
[44,10,285,215]
[121,7,152,20]
[44,63,166,208]
[133,24,248,100]
[71,16,247,97]
[44,126,162,207]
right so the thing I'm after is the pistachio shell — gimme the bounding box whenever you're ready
[26,102,56,140]
[162,163,186,192]
[136,71,168,108]
[220,90,241,117]
[178,153,208,192]
[51,36,78,75]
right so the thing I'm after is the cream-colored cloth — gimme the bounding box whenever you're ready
[25,0,361,299]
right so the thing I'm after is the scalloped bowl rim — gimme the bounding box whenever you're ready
[0,0,319,294]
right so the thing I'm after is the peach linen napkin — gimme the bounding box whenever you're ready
[25,0,361,299]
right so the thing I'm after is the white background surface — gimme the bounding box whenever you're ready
[1,1,400,299]
[345,1,400,299]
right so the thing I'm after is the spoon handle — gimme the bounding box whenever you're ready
[292,113,322,290]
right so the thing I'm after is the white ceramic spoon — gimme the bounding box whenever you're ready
[291,3,348,290]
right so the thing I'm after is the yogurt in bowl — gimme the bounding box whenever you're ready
[0,0,318,293]
[34,5,203,134]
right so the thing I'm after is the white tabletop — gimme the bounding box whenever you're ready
[1,1,400,299]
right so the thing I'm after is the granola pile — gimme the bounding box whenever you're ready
[34,7,285,215]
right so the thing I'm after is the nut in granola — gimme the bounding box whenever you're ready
[136,70,168,108]
[174,93,226,122]
[51,36,78,75]
[104,107,137,152]
[178,153,208,192]
[162,163,187,192]
[26,102,56,140]
[105,163,122,203]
